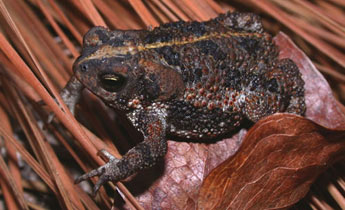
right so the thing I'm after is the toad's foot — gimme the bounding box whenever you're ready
[75,149,120,196]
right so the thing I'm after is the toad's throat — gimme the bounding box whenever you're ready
[79,31,264,64]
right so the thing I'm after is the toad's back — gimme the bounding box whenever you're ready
[132,12,305,139]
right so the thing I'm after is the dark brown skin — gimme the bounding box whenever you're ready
[60,12,306,195]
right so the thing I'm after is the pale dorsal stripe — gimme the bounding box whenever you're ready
[79,31,263,64]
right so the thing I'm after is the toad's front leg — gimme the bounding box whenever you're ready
[75,109,168,196]
[46,76,83,123]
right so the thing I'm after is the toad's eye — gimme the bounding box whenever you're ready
[99,73,127,92]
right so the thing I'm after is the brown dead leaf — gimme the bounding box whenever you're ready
[119,32,345,209]
[197,114,345,209]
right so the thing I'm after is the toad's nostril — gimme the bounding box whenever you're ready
[80,63,88,72]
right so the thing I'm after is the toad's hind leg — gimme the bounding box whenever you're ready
[278,58,306,115]
[242,58,305,123]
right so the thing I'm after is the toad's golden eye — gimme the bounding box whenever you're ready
[99,73,127,92]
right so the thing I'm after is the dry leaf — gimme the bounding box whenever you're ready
[198,114,345,209]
